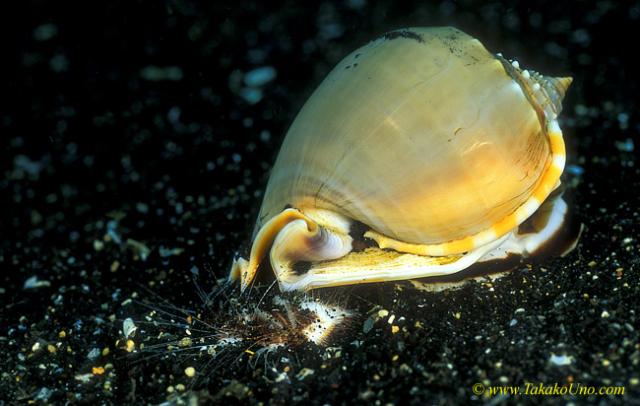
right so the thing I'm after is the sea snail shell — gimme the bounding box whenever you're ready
[231,26,574,292]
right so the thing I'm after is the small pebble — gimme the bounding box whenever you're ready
[549,354,573,366]
[244,66,277,87]
[185,366,196,378]
[123,318,137,338]
[24,276,51,290]
[92,366,105,375]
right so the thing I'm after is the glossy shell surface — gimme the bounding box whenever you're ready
[233,26,573,291]
[260,27,559,247]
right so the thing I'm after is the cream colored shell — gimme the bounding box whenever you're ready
[232,26,572,291]
[260,27,548,245]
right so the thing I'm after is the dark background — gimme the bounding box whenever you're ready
[2,0,639,404]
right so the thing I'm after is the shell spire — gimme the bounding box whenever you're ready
[541,75,572,116]
[496,54,572,121]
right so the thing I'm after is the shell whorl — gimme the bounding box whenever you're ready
[497,54,572,120]
[540,75,572,116]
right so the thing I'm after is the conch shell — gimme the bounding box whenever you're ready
[231,27,575,292]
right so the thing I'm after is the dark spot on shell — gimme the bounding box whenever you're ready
[349,221,367,240]
[446,32,460,41]
[382,29,424,43]
[354,53,361,59]
[292,261,312,275]
[349,221,376,252]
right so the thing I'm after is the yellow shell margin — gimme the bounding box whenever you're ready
[365,118,566,256]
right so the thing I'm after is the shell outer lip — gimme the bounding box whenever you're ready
[235,208,317,291]
[359,117,567,259]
